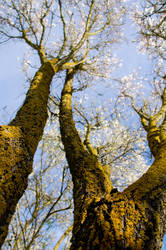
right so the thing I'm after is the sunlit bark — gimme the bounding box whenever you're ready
[0,58,80,246]
[54,225,73,250]
[0,61,56,245]
[59,69,166,249]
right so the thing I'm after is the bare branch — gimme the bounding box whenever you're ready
[53,225,73,250]
[57,0,68,58]
[74,105,98,156]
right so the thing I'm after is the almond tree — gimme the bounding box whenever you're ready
[56,1,166,248]
[0,0,125,246]
[59,57,166,248]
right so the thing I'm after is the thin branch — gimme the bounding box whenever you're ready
[39,0,54,46]
[74,105,97,155]
[122,92,149,131]
[149,87,166,128]
[15,204,27,249]
[73,0,96,53]
[53,225,73,250]
[57,0,67,58]
[49,96,60,107]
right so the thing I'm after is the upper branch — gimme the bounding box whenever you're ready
[68,0,96,58]
[57,0,67,58]
[74,106,97,156]
[123,88,166,157]
[39,0,54,47]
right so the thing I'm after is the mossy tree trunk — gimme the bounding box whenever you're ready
[0,61,56,246]
[59,69,166,249]
[0,57,84,247]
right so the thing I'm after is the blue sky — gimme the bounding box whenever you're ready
[0,41,27,123]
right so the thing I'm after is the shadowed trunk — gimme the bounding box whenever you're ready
[59,69,166,249]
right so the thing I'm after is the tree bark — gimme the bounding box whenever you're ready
[0,58,85,247]
[0,61,56,246]
[59,69,166,249]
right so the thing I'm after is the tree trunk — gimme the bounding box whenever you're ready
[59,69,166,250]
[0,61,55,246]
[0,58,85,247]
[70,147,166,249]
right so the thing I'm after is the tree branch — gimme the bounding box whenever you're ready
[74,105,97,156]
[57,0,68,58]
[53,225,73,250]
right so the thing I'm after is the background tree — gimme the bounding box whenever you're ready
[133,0,166,83]
[134,0,166,60]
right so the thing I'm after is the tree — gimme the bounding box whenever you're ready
[58,1,166,247]
[59,63,166,249]
[57,2,166,248]
[0,0,125,246]
[1,0,166,249]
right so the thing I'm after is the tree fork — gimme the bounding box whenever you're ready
[59,70,166,249]
[70,145,166,249]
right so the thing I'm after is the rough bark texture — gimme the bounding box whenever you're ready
[0,58,85,247]
[59,69,166,249]
[0,61,56,246]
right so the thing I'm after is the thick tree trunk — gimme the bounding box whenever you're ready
[59,69,166,250]
[70,186,166,249]
[70,147,166,249]
[0,61,55,246]
[0,58,85,247]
